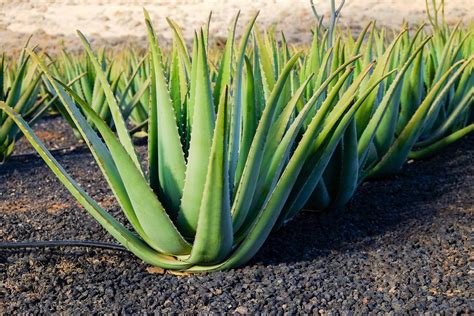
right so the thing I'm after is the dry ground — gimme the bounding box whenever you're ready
[1,0,473,52]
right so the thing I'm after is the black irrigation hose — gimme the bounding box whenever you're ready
[0,240,128,252]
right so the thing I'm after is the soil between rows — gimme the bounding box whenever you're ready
[0,117,472,313]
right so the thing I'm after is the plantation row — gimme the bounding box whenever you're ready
[0,6,472,272]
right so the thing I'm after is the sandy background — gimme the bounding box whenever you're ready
[1,0,473,52]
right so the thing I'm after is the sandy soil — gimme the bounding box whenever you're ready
[1,0,473,52]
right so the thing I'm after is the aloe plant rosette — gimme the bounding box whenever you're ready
[0,12,367,272]
[292,14,473,211]
[42,49,151,137]
[0,48,50,163]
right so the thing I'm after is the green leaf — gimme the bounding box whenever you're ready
[213,12,239,107]
[284,64,377,218]
[409,123,473,159]
[166,17,192,75]
[29,50,176,256]
[231,52,302,232]
[228,13,259,191]
[234,56,257,186]
[144,10,186,212]
[187,86,233,264]
[178,30,216,237]
[77,31,142,174]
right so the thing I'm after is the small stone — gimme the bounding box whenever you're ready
[146,266,165,274]
[234,306,248,314]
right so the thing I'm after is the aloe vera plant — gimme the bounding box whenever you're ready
[291,27,433,211]
[293,2,473,210]
[361,2,473,178]
[1,0,472,272]
[115,50,151,134]
[0,48,50,162]
[42,49,150,137]
[406,15,474,160]
[0,11,367,271]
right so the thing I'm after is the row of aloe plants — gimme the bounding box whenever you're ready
[0,45,151,160]
[0,4,472,271]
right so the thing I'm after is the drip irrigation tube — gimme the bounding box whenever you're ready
[0,240,128,252]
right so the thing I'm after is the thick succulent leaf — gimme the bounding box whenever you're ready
[432,23,461,82]
[252,37,266,118]
[360,37,432,165]
[203,11,212,48]
[326,118,359,209]
[90,69,106,118]
[449,61,473,113]
[0,72,42,144]
[121,77,151,121]
[186,34,199,144]
[169,47,184,124]
[4,54,30,107]
[145,10,186,212]
[236,78,319,241]
[352,22,374,58]
[117,53,149,115]
[355,30,407,135]
[60,82,191,255]
[77,31,142,174]
[213,12,239,105]
[228,13,258,190]
[178,31,216,237]
[12,68,42,115]
[285,65,380,218]
[231,52,302,232]
[234,57,257,186]
[374,38,430,162]
[258,75,314,179]
[265,56,360,214]
[423,43,471,133]
[187,87,233,264]
[166,17,192,74]
[99,74,121,123]
[255,25,276,93]
[189,70,369,272]
[398,45,425,133]
[409,123,473,159]
[228,13,258,193]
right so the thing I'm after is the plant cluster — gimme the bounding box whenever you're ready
[0,47,51,162]
[0,1,472,271]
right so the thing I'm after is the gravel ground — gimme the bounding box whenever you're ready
[12,116,81,155]
[0,123,472,313]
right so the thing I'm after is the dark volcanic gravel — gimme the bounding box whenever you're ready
[13,116,81,155]
[0,124,472,313]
